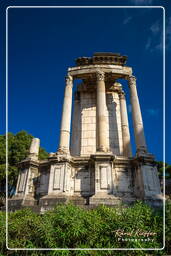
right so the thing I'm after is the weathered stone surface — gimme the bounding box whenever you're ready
[119,90,132,157]
[71,89,123,156]
[128,75,147,154]
[74,168,91,195]
[68,65,132,79]
[58,75,73,153]
[29,138,40,154]
[28,138,40,160]
[10,53,163,212]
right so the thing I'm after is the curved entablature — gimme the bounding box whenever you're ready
[68,52,131,80]
[68,64,132,80]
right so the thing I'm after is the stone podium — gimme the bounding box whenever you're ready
[9,53,163,212]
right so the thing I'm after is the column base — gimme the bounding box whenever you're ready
[135,150,155,161]
[95,150,113,156]
[96,146,110,153]
[54,150,71,161]
[136,146,148,156]
[57,147,70,154]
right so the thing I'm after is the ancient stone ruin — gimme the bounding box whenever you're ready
[9,53,163,211]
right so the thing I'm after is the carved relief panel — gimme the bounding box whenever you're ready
[53,167,62,190]
[74,168,90,194]
[18,169,28,192]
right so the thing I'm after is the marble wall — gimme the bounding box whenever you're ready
[71,90,123,156]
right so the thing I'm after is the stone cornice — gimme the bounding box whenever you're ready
[75,53,127,66]
[18,159,39,169]
[113,156,133,166]
[90,153,114,162]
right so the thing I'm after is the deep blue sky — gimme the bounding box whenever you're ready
[0,0,171,163]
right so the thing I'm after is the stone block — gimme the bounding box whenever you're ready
[87,138,95,146]
[38,173,49,194]
[89,123,96,130]
[89,195,122,206]
[114,171,132,193]
[82,139,88,146]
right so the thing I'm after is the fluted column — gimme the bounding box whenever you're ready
[58,75,73,153]
[119,90,132,157]
[128,75,147,153]
[96,70,108,152]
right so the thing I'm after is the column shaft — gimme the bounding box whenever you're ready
[59,75,73,153]
[96,70,108,152]
[28,138,40,160]
[70,92,81,156]
[128,75,147,153]
[119,91,132,157]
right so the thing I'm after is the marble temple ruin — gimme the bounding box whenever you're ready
[9,53,163,211]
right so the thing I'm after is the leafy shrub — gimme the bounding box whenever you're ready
[0,201,170,256]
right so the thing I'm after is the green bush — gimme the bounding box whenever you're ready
[0,201,170,256]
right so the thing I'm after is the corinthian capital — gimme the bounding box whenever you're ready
[128,75,136,87]
[96,70,105,81]
[118,91,125,100]
[66,75,73,87]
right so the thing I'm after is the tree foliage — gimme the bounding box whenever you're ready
[0,131,48,201]
[156,161,171,179]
